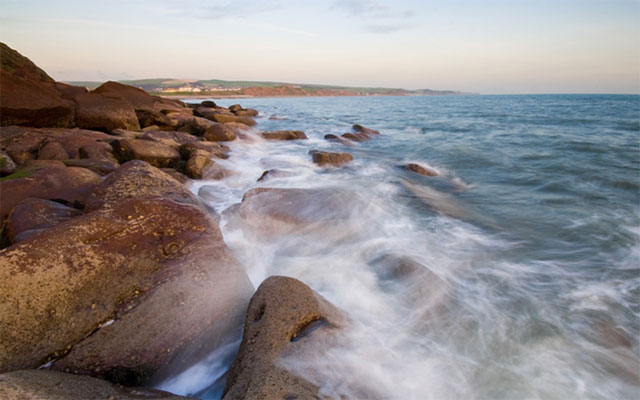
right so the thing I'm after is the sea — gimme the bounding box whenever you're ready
[158,94,640,399]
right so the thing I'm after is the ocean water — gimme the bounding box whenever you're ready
[159,95,640,399]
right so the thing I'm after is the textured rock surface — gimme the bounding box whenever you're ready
[0,370,194,400]
[84,160,198,212]
[6,198,81,244]
[0,161,253,387]
[223,276,345,400]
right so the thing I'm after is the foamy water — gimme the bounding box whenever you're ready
[158,95,640,399]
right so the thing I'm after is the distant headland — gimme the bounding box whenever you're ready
[66,78,472,98]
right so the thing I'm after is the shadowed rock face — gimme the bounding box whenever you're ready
[6,198,81,244]
[0,370,195,400]
[0,44,75,128]
[0,163,102,221]
[111,138,181,168]
[74,92,141,132]
[223,276,345,400]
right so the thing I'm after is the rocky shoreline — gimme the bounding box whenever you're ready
[0,42,438,399]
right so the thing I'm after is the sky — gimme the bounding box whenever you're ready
[1,0,639,94]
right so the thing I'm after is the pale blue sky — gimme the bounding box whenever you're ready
[1,0,638,93]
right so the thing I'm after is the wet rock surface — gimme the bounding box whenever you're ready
[261,130,308,141]
[404,162,438,177]
[309,150,354,167]
[223,276,345,400]
[0,370,195,400]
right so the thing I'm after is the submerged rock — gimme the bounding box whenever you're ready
[223,276,345,400]
[352,124,380,136]
[261,130,308,141]
[226,187,358,239]
[324,134,353,146]
[309,150,353,167]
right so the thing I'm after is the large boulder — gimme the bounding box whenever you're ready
[0,370,194,400]
[92,81,157,112]
[203,123,241,142]
[0,43,75,128]
[185,149,213,179]
[0,163,101,220]
[0,161,254,387]
[74,92,141,132]
[261,130,308,141]
[111,138,181,168]
[84,160,197,212]
[223,276,345,400]
[309,150,353,167]
[6,198,81,244]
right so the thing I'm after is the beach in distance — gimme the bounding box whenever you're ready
[0,0,639,399]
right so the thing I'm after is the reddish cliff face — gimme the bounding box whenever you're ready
[241,85,362,97]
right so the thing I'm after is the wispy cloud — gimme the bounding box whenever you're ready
[159,0,281,20]
[330,0,417,33]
